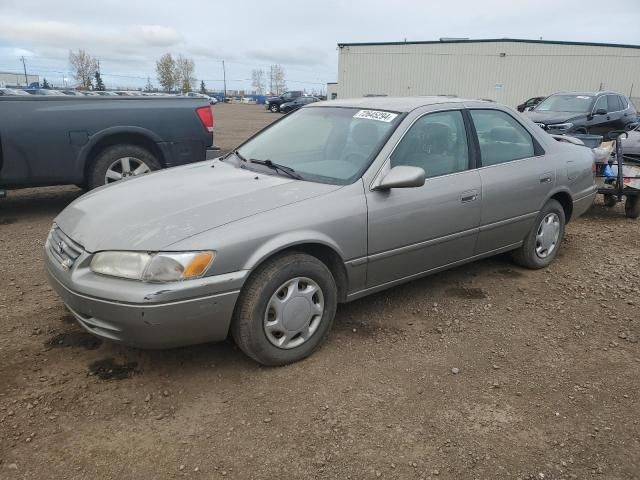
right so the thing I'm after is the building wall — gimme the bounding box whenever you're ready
[0,72,40,87]
[336,41,640,107]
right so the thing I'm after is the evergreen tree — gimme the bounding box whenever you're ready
[145,76,154,92]
[94,69,105,91]
[200,80,206,94]
[182,78,191,93]
[42,78,51,89]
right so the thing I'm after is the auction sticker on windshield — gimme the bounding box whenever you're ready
[353,110,398,123]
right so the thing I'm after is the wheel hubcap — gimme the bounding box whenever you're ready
[105,157,151,184]
[535,213,560,258]
[264,277,324,349]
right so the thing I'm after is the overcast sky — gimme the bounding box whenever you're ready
[0,0,638,93]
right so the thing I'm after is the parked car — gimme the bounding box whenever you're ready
[185,92,218,105]
[524,91,637,135]
[265,90,304,112]
[279,96,319,113]
[45,96,596,365]
[0,95,214,191]
[517,96,546,112]
[25,88,66,96]
[0,88,30,96]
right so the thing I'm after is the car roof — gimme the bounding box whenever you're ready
[312,96,488,112]
[550,91,625,97]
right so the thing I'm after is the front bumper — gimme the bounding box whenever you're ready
[45,234,247,349]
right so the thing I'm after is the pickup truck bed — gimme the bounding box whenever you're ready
[0,96,214,190]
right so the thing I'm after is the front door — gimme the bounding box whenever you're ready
[365,109,481,288]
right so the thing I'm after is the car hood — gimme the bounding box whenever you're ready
[524,111,586,124]
[55,160,341,252]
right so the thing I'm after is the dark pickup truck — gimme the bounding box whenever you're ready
[265,91,303,113]
[0,96,214,193]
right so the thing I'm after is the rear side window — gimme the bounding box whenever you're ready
[470,110,535,167]
[618,95,628,110]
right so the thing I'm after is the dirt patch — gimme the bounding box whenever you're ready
[88,358,138,380]
[496,268,524,278]
[445,286,488,299]
[46,331,102,350]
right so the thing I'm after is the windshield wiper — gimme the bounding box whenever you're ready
[234,150,247,162]
[249,158,302,180]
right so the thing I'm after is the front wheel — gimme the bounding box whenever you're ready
[625,195,640,219]
[512,199,566,269]
[231,253,337,366]
[269,103,279,113]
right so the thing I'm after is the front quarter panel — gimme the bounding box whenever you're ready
[168,181,369,294]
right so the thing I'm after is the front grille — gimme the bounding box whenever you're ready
[47,225,84,270]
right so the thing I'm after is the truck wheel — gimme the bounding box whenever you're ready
[88,144,160,189]
[231,252,338,366]
[625,195,640,219]
[512,199,566,269]
[270,103,279,113]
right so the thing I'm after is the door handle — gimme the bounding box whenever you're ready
[539,173,553,184]
[460,189,478,203]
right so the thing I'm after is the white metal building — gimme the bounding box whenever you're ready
[334,39,640,107]
[0,71,39,88]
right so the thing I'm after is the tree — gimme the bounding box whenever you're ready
[251,69,265,95]
[156,53,177,92]
[200,80,206,94]
[94,69,105,91]
[69,49,97,90]
[145,76,154,92]
[176,54,196,93]
[41,78,50,89]
[270,64,286,95]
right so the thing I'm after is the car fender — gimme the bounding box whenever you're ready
[242,229,347,272]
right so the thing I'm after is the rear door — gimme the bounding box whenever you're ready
[469,108,555,254]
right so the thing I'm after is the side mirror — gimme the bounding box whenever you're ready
[376,166,425,190]
[593,108,607,116]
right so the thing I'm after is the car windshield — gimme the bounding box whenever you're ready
[235,106,402,184]
[534,94,594,113]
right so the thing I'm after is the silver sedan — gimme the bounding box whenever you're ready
[46,97,597,365]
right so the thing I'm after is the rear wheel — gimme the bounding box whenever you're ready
[88,144,160,189]
[625,195,640,218]
[512,199,566,269]
[231,253,337,366]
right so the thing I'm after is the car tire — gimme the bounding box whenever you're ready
[603,194,617,207]
[512,199,566,269]
[269,103,279,113]
[625,195,640,219]
[231,252,338,366]
[88,144,161,189]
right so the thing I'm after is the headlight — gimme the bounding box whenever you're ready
[548,122,573,131]
[90,251,215,282]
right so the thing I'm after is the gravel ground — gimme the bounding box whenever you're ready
[0,104,639,480]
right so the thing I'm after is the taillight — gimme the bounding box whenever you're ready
[196,106,214,133]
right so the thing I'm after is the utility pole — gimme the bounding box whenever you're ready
[20,56,28,86]
[270,65,273,95]
[222,60,227,100]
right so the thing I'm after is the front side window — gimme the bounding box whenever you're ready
[593,96,607,112]
[390,110,469,178]
[236,107,402,184]
[470,110,535,167]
